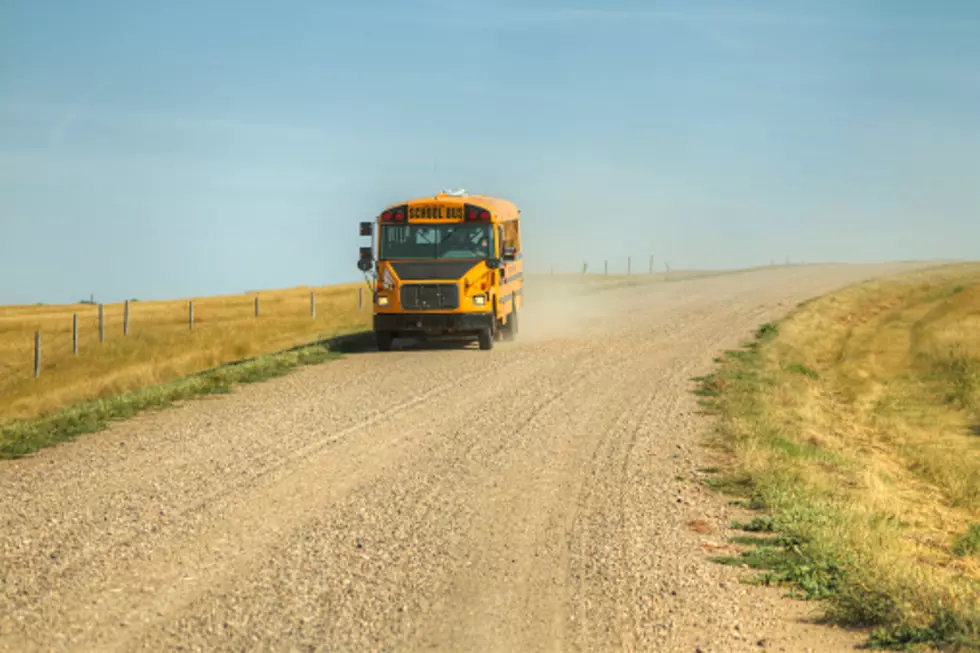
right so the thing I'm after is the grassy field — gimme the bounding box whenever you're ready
[0,284,372,426]
[696,262,980,650]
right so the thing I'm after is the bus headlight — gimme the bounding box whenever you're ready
[377,295,390,307]
[473,295,486,307]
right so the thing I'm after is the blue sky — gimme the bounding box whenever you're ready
[1,0,978,304]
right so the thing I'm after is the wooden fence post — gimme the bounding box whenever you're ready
[98,304,104,343]
[123,300,130,336]
[358,287,363,312]
[627,257,631,276]
[254,296,260,318]
[604,260,608,276]
[189,301,195,330]
[34,331,40,379]
[311,291,316,318]
[73,313,79,356]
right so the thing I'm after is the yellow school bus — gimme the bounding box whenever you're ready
[357,189,523,351]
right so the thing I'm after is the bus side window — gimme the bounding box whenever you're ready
[503,221,520,251]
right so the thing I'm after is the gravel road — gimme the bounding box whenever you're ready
[0,263,927,652]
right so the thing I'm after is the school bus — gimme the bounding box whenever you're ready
[356,189,523,351]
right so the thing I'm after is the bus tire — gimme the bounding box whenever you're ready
[376,331,394,352]
[492,305,504,341]
[503,307,519,341]
[478,327,494,351]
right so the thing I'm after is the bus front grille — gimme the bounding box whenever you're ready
[400,284,460,311]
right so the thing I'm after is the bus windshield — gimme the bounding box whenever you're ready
[380,224,493,260]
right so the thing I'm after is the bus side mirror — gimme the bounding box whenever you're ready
[502,247,517,261]
[357,247,374,272]
[359,221,373,237]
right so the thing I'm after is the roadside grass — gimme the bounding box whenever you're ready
[694,262,980,650]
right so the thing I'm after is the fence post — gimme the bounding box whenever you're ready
[604,260,608,276]
[311,291,316,318]
[627,257,631,276]
[98,304,104,343]
[73,313,79,356]
[123,300,130,336]
[34,331,40,379]
[254,296,260,318]
[665,262,671,280]
[649,255,654,275]
[189,300,195,330]
[358,287,363,312]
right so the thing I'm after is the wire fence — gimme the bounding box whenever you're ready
[0,286,370,390]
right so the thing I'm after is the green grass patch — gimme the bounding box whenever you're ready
[732,516,777,532]
[755,321,779,341]
[952,524,980,557]
[0,336,359,459]
[868,610,978,651]
[785,362,820,379]
[936,349,980,412]
[714,520,845,601]
[702,472,754,497]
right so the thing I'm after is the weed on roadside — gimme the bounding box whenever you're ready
[714,519,845,601]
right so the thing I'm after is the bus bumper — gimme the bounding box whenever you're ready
[374,312,494,335]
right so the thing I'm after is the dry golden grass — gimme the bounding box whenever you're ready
[702,262,980,646]
[0,284,371,424]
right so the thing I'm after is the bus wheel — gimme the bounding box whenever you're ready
[478,327,494,351]
[503,308,519,341]
[376,331,394,352]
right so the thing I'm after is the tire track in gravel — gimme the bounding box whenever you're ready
[127,332,649,652]
[122,339,627,652]
[562,299,774,652]
[0,345,592,652]
[410,347,650,652]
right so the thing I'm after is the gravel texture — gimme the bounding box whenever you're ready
[0,263,928,652]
